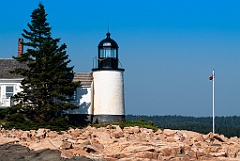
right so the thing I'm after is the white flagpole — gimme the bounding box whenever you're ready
[212,69,215,135]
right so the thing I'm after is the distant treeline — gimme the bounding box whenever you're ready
[125,115,240,138]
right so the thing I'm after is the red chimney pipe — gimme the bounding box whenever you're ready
[18,38,23,57]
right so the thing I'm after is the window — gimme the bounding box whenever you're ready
[72,90,77,101]
[6,86,14,99]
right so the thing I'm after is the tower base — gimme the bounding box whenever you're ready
[65,114,93,125]
[92,115,125,124]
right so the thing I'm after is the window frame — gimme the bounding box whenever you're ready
[6,86,14,99]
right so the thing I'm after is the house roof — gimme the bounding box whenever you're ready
[0,58,93,87]
[73,72,93,87]
[0,58,27,79]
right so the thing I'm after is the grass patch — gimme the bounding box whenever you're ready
[0,119,160,132]
[91,120,160,132]
[119,120,160,132]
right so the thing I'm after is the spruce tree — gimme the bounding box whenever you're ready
[11,3,80,123]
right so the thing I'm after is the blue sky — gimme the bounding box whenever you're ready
[0,0,240,116]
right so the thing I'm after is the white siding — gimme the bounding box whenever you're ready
[0,79,22,108]
[66,87,92,114]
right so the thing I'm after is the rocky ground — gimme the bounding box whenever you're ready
[0,143,98,161]
[0,125,240,161]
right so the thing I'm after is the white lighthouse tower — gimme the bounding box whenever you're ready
[92,32,125,123]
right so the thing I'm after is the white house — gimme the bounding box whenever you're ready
[0,33,125,124]
[0,58,24,108]
[0,38,26,108]
[0,58,94,123]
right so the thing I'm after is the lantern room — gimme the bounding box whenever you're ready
[93,32,123,71]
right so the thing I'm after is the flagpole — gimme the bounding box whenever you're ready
[212,69,215,135]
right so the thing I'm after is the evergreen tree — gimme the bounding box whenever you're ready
[11,3,80,123]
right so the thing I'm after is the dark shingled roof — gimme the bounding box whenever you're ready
[0,58,93,87]
[0,58,26,79]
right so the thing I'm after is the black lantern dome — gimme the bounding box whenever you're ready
[93,32,124,71]
[98,32,118,49]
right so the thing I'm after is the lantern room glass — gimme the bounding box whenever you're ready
[100,48,117,58]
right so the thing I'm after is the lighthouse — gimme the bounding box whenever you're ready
[92,32,125,123]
